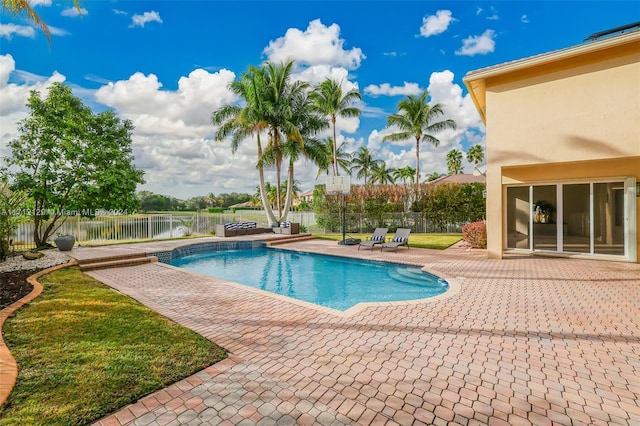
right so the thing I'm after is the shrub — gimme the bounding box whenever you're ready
[207,207,224,213]
[462,221,487,248]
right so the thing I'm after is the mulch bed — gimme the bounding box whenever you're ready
[0,269,40,311]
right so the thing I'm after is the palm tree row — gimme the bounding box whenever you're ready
[213,60,358,225]
[213,60,481,221]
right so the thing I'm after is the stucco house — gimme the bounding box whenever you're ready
[463,25,639,262]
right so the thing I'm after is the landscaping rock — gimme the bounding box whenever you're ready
[23,251,45,260]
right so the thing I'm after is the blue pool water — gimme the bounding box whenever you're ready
[169,247,448,311]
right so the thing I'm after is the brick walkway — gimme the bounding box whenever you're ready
[74,238,640,425]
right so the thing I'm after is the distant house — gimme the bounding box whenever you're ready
[463,26,639,262]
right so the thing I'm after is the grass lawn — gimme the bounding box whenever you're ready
[313,233,463,250]
[0,267,226,426]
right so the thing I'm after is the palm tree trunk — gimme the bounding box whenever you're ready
[281,162,295,222]
[256,134,278,226]
[415,136,421,196]
[332,115,338,176]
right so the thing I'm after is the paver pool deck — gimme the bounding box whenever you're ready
[64,236,639,425]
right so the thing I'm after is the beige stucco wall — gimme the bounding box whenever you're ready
[483,43,640,260]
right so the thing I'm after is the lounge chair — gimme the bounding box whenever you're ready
[381,228,411,252]
[358,227,388,250]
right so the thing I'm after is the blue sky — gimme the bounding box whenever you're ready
[1,1,638,198]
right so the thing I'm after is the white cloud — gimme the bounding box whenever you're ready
[0,55,66,159]
[130,11,162,28]
[369,70,485,179]
[28,0,52,6]
[93,69,248,196]
[113,9,128,16]
[364,82,422,97]
[48,26,70,36]
[419,10,454,37]
[61,7,87,17]
[455,29,496,56]
[264,19,365,70]
[522,15,529,24]
[0,23,36,39]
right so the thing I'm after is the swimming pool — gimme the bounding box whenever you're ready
[169,247,448,311]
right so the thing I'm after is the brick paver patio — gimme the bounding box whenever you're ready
[71,237,640,425]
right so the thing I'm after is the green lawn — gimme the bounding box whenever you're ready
[0,267,226,426]
[313,232,463,250]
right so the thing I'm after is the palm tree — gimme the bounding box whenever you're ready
[277,90,327,220]
[466,144,484,167]
[370,162,396,185]
[426,171,443,182]
[350,146,382,185]
[3,0,81,42]
[382,90,456,192]
[393,165,416,186]
[446,149,464,174]
[212,65,278,226]
[315,137,352,178]
[259,60,313,219]
[310,78,361,176]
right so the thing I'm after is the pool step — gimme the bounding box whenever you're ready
[79,253,157,271]
[266,234,316,247]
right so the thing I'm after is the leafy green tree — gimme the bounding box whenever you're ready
[370,162,396,185]
[466,144,484,167]
[350,146,382,185]
[310,78,361,176]
[383,90,456,192]
[446,149,464,174]
[6,82,144,247]
[415,183,486,228]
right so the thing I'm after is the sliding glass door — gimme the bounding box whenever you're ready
[505,179,635,260]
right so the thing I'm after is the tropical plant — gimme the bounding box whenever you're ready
[310,78,361,176]
[315,137,352,177]
[350,146,382,185]
[212,65,278,225]
[446,149,464,174]
[382,90,456,192]
[5,82,144,247]
[370,162,396,185]
[466,144,484,167]
[426,171,444,182]
[2,0,81,42]
[393,166,416,186]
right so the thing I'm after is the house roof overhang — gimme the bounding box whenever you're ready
[462,29,640,124]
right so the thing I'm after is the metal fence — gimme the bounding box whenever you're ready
[7,210,463,251]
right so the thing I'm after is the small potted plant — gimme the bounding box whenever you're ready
[54,233,75,251]
[533,200,555,224]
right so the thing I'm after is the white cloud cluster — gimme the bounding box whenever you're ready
[455,29,496,56]
[419,10,454,37]
[368,70,485,180]
[0,54,65,158]
[364,82,422,97]
[28,0,52,6]
[61,7,87,17]
[264,19,365,70]
[0,23,36,39]
[130,11,162,28]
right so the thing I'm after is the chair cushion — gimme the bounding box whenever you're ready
[372,234,384,241]
[280,221,291,228]
[393,236,407,243]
